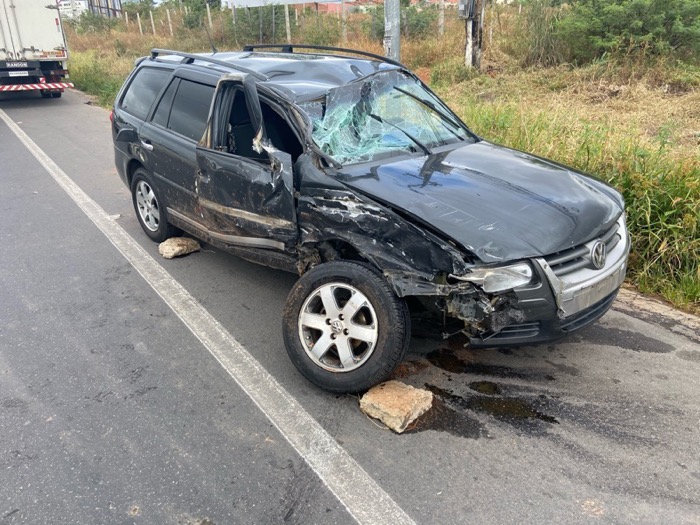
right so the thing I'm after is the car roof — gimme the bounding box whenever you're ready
[148,50,403,102]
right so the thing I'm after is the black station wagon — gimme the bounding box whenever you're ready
[111,45,630,392]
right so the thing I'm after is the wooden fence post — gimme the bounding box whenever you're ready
[284,4,291,43]
[168,9,174,36]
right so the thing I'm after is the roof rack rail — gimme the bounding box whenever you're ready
[149,49,269,81]
[241,44,407,69]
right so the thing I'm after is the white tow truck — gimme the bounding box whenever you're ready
[0,0,73,98]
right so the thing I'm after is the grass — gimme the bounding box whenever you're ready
[65,7,700,313]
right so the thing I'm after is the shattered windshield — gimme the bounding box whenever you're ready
[298,70,471,165]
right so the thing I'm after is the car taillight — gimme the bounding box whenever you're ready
[109,110,113,123]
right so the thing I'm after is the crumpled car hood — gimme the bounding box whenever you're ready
[337,141,624,263]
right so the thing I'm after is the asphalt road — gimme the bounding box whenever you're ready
[0,89,698,525]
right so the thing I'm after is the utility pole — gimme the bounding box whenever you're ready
[284,4,291,43]
[438,0,445,37]
[341,0,347,43]
[477,0,485,67]
[459,0,483,69]
[383,0,400,61]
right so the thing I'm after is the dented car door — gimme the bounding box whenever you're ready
[194,75,297,250]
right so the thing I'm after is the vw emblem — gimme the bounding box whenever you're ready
[590,241,607,270]
[330,320,344,334]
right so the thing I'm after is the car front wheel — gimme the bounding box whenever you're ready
[131,168,180,242]
[283,261,410,393]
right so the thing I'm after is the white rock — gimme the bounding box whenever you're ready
[359,380,433,433]
[158,237,200,259]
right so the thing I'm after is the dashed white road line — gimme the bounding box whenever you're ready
[0,108,416,525]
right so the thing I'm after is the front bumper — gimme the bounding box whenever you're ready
[463,215,630,347]
[467,289,619,347]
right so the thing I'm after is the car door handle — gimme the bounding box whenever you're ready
[140,139,154,151]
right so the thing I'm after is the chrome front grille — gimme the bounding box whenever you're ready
[535,214,629,318]
[544,221,621,277]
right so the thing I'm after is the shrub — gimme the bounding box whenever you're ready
[300,16,342,46]
[362,4,438,42]
[71,11,119,33]
[556,0,700,63]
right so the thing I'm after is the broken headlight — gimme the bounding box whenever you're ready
[450,262,533,293]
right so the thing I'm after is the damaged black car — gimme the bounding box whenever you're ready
[111,45,630,392]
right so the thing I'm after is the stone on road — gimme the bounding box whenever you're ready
[360,380,433,433]
[159,237,200,259]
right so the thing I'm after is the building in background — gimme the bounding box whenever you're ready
[86,0,123,17]
[57,0,89,19]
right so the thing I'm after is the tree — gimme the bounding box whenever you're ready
[121,0,155,18]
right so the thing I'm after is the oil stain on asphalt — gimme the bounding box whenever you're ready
[405,398,486,439]
[427,384,559,425]
[399,346,561,438]
[426,348,556,381]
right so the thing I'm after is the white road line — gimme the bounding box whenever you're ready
[0,109,415,525]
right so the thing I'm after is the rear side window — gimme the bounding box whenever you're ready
[167,79,215,142]
[151,78,178,128]
[120,67,170,120]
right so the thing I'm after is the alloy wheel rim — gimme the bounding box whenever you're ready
[298,282,379,373]
[135,180,160,232]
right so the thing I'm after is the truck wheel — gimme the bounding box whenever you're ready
[51,92,62,98]
[283,261,410,393]
[131,169,180,242]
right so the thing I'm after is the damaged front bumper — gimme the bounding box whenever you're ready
[385,216,630,347]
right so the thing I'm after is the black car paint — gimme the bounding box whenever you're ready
[336,141,624,263]
[194,146,297,248]
[113,49,627,345]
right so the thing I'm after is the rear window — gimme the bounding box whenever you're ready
[167,79,214,142]
[120,67,171,120]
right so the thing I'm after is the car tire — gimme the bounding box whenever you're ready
[283,261,410,393]
[131,168,180,242]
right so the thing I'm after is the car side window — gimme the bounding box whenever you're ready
[120,67,170,120]
[151,78,178,128]
[226,89,303,162]
[167,79,215,142]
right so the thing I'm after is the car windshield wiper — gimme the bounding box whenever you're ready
[369,113,431,156]
[392,86,465,140]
